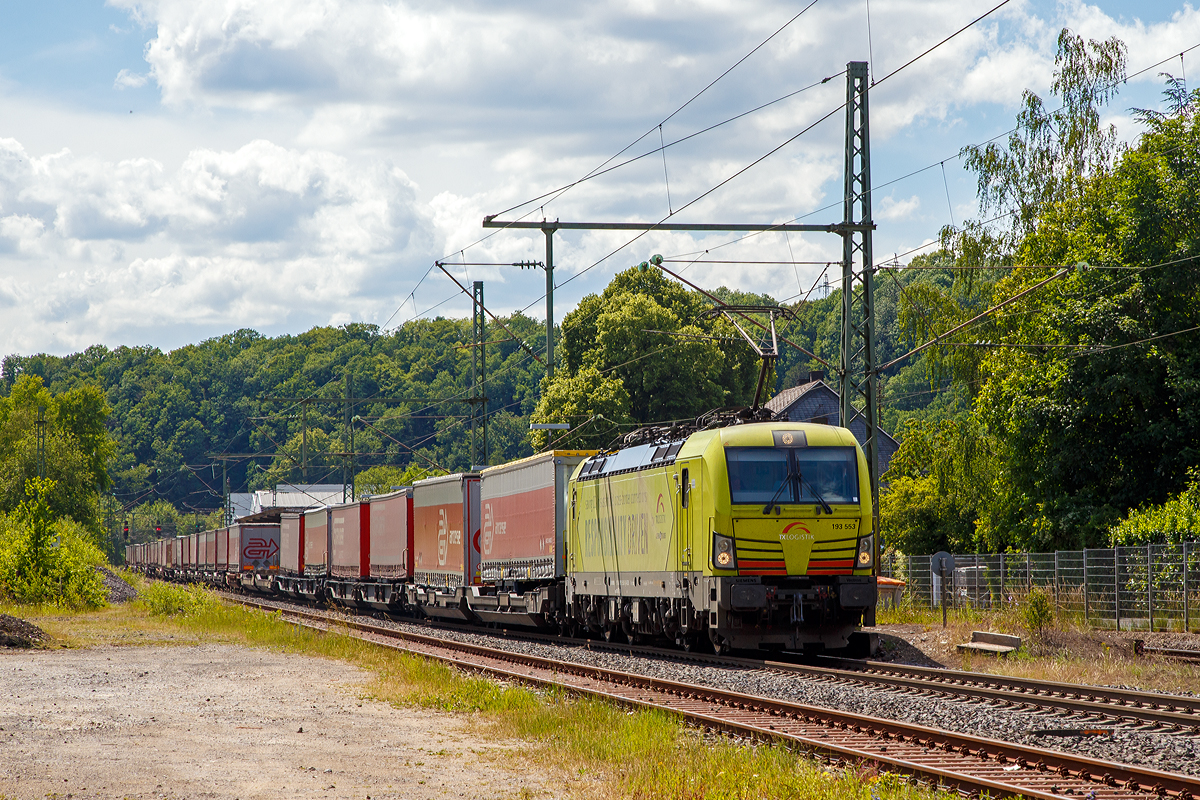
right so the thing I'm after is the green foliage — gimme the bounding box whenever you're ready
[123,498,221,543]
[0,478,108,608]
[1,317,547,507]
[875,35,1200,554]
[0,375,113,536]
[1110,469,1200,545]
[549,265,761,432]
[530,367,634,451]
[960,30,1127,245]
[354,463,446,497]
[140,582,218,617]
[1023,587,1055,636]
[880,417,993,554]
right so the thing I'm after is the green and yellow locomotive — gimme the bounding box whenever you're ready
[566,421,876,653]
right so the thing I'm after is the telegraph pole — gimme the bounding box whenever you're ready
[343,372,352,500]
[544,230,555,378]
[471,280,488,467]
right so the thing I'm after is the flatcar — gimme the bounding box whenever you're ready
[127,422,877,655]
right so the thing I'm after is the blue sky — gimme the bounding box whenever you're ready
[0,0,1197,357]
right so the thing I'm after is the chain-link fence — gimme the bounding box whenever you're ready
[880,543,1200,632]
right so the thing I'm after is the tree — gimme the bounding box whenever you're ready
[959,29,1127,246]
[529,367,633,451]
[974,91,1200,548]
[354,463,446,496]
[0,375,113,537]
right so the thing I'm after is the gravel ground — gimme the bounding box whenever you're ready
[0,643,563,800]
[97,567,138,603]
[236,595,1200,777]
[0,614,47,648]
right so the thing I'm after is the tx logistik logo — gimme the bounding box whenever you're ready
[779,521,815,542]
[482,504,494,555]
[438,508,448,566]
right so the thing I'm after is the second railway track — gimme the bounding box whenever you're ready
[233,595,1200,800]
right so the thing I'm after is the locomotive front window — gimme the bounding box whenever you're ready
[795,447,859,504]
[726,446,859,506]
[726,447,791,504]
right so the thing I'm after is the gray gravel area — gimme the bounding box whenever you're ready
[97,567,138,603]
[235,593,1200,777]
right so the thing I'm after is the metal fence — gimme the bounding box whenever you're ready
[880,543,1200,632]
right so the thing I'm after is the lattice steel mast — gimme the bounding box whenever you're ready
[838,61,880,539]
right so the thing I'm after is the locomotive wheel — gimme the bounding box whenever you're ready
[602,622,623,643]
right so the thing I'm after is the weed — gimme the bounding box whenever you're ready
[1023,588,1054,638]
[138,583,218,617]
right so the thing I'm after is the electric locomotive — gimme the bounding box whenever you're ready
[566,420,876,652]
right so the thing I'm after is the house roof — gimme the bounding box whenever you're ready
[765,379,825,415]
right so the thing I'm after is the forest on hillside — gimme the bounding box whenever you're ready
[2,32,1199,565]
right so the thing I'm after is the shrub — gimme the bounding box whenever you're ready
[1023,587,1054,636]
[1110,468,1200,545]
[0,478,108,608]
[140,582,218,617]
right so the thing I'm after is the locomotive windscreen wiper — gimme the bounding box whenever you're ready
[799,472,834,516]
[762,465,797,514]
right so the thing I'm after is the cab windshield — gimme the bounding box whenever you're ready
[725,446,859,506]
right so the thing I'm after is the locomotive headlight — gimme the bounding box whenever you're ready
[856,535,875,568]
[712,533,737,570]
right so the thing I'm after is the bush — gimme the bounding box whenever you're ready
[1110,468,1200,545]
[0,478,108,608]
[1023,587,1054,636]
[140,582,218,617]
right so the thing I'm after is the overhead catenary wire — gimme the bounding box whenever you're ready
[487,0,825,222]
[661,38,1200,268]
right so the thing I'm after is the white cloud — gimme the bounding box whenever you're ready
[114,69,149,90]
[877,194,921,221]
[4,0,1200,356]
[0,136,436,353]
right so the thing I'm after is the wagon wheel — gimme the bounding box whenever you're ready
[602,621,624,643]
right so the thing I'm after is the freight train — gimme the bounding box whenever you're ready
[127,421,878,654]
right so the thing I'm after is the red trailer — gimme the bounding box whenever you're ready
[410,473,479,621]
[202,530,216,571]
[479,451,594,583]
[369,488,413,579]
[217,527,230,573]
[413,473,479,588]
[280,512,304,575]
[286,508,328,601]
[330,501,370,579]
[233,523,281,592]
[303,508,329,577]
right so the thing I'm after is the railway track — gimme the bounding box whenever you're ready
[233,595,1200,800]
[226,590,1200,733]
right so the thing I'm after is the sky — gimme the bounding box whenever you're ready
[0,0,1197,358]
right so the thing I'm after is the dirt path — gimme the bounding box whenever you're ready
[0,644,558,800]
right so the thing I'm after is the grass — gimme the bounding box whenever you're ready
[876,599,1200,696]
[11,580,950,800]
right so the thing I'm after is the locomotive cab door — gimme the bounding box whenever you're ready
[676,461,698,578]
